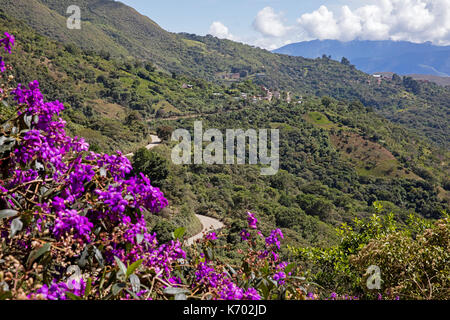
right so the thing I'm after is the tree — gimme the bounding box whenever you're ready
[124,110,142,126]
[132,148,169,187]
[340,57,351,66]
[155,108,166,118]
[151,220,176,244]
[392,73,402,84]
[156,126,174,142]
[403,76,421,94]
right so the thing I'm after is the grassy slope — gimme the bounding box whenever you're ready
[0,6,448,251]
[1,0,448,146]
[0,12,263,153]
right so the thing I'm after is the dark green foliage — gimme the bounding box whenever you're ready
[340,57,351,66]
[156,126,174,142]
[132,148,169,188]
[2,1,449,146]
[151,220,176,244]
[0,1,447,266]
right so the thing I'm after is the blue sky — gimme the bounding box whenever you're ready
[119,0,450,49]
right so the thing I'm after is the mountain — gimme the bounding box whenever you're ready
[0,2,449,300]
[0,0,449,147]
[273,40,450,77]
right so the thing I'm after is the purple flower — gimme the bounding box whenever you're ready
[52,209,93,242]
[0,32,14,54]
[240,229,251,241]
[265,229,284,250]
[205,232,217,241]
[247,211,258,229]
[272,271,286,285]
[243,288,261,300]
[29,278,85,300]
[0,56,5,72]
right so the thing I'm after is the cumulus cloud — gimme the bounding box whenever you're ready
[252,7,290,37]
[251,1,450,48]
[297,5,340,40]
[208,21,235,40]
[298,0,450,44]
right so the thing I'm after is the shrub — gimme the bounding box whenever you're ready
[350,217,450,300]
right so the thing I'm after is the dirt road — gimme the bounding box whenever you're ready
[125,134,161,158]
[185,214,224,246]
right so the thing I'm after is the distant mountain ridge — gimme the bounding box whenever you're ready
[273,40,450,77]
[0,0,449,146]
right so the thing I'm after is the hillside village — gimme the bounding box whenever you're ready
[182,82,300,104]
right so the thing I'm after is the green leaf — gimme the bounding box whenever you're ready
[284,263,295,274]
[242,261,250,275]
[0,291,12,300]
[126,259,143,277]
[257,280,270,300]
[173,227,186,240]
[163,287,190,296]
[10,218,23,238]
[206,247,214,261]
[175,293,187,300]
[290,276,306,281]
[112,283,125,296]
[94,246,104,267]
[24,115,32,128]
[0,209,18,220]
[125,288,139,300]
[65,292,82,300]
[84,278,92,298]
[114,256,127,277]
[226,264,237,275]
[129,274,140,293]
[27,243,51,268]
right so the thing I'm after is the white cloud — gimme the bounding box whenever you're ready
[337,6,362,41]
[297,5,340,40]
[208,21,235,40]
[250,1,450,49]
[252,7,290,37]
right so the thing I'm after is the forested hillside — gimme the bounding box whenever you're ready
[0,12,262,154]
[1,11,448,246]
[0,2,449,301]
[1,0,449,146]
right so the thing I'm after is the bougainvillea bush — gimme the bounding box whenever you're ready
[0,32,309,300]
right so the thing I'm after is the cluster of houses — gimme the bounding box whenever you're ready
[254,86,295,103]
[216,71,266,81]
[368,73,392,85]
[240,86,297,104]
[221,73,241,80]
[182,83,302,104]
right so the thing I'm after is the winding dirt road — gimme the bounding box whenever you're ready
[124,135,224,246]
[125,134,161,158]
[186,214,224,246]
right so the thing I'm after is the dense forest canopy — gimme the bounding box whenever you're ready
[0,1,449,301]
